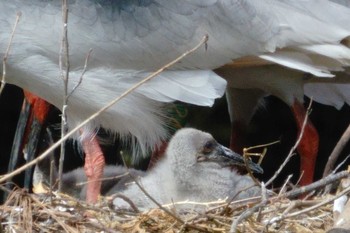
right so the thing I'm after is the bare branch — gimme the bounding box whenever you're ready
[119,152,210,232]
[230,182,268,232]
[323,123,350,178]
[243,140,279,185]
[266,99,313,187]
[118,152,185,222]
[111,193,140,213]
[229,170,349,232]
[0,12,21,96]
[58,0,70,192]
[278,174,293,195]
[67,49,92,99]
[267,177,350,226]
[281,170,349,199]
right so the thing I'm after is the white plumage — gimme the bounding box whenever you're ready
[2,1,350,200]
[2,1,350,156]
[111,128,260,211]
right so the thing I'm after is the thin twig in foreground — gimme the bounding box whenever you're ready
[229,170,349,232]
[323,123,350,178]
[58,0,70,192]
[333,154,350,174]
[67,49,92,99]
[119,153,208,232]
[0,12,21,96]
[30,194,77,233]
[112,193,139,213]
[266,100,313,187]
[76,172,129,187]
[243,141,279,185]
[281,170,349,199]
[0,35,209,184]
[119,154,184,222]
[323,154,350,195]
[267,178,350,226]
[278,174,293,195]
[230,182,268,233]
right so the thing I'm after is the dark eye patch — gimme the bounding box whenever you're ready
[202,140,216,154]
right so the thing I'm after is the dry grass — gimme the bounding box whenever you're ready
[0,184,340,233]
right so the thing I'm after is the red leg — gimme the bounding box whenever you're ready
[82,135,105,204]
[23,91,51,129]
[291,99,319,186]
[22,91,51,190]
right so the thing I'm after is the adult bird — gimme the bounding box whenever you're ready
[1,1,350,202]
[34,128,262,210]
[215,64,350,186]
[214,0,350,186]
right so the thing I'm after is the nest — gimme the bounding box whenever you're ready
[0,182,343,233]
[1,110,349,232]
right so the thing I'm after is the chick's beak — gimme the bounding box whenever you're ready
[214,144,263,174]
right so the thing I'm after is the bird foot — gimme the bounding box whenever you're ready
[82,135,105,204]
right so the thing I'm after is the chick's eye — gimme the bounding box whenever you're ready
[203,140,215,154]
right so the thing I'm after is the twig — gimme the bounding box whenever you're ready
[120,153,208,232]
[256,182,267,222]
[85,220,120,233]
[243,142,279,185]
[49,158,55,203]
[162,199,227,208]
[0,12,21,96]
[58,0,70,192]
[119,153,184,222]
[323,154,350,195]
[266,100,313,187]
[229,170,349,232]
[67,49,92,99]
[263,199,301,231]
[280,170,349,199]
[333,154,350,174]
[76,172,129,186]
[267,180,350,225]
[262,199,322,231]
[278,174,293,195]
[323,124,350,178]
[230,182,268,233]
[0,184,12,194]
[0,34,209,184]
[208,195,262,215]
[30,194,77,233]
[112,194,139,213]
[224,184,260,211]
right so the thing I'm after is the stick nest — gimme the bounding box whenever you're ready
[0,185,337,233]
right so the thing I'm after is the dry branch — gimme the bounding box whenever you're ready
[323,123,350,178]
[0,12,21,96]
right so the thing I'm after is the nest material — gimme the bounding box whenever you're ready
[0,186,336,233]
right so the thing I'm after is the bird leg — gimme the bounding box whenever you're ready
[23,91,52,128]
[291,99,319,186]
[81,135,105,204]
[7,91,51,194]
